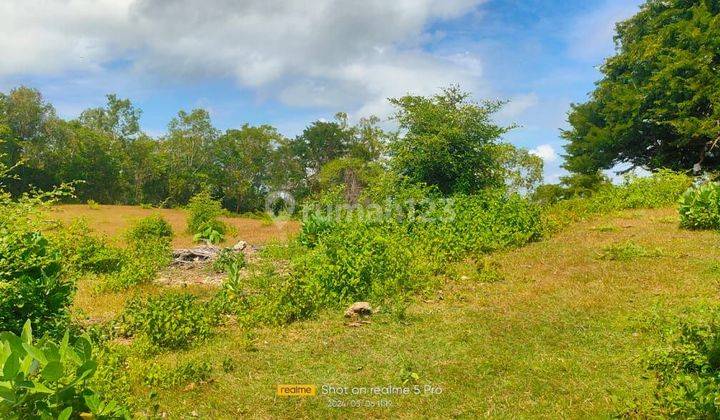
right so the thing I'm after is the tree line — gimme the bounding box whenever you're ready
[0,86,543,212]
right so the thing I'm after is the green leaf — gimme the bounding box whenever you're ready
[76,360,97,381]
[58,407,72,420]
[22,342,47,364]
[20,320,32,344]
[0,386,16,403]
[41,361,63,382]
[2,354,20,379]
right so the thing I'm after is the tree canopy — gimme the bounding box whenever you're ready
[563,0,720,175]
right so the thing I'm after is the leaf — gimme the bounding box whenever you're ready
[20,320,32,344]
[58,407,72,420]
[22,342,47,364]
[41,361,63,382]
[2,353,20,380]
[0,386,16,403]
[76,360,97,381]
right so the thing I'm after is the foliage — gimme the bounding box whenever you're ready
[116,293,216,350]
[125,214,173,243]
[679,183,720,230]
[186,190,227,236]
[193,223,225,245]
[389,86,513,195]
[0,321,129,419]
[212,249,246,273]
[142,360,213,389]
[0,178,74,337]
[649,306,720,417]
[52,220,125,275]
[563,0,720,174]
[546,170,692,230]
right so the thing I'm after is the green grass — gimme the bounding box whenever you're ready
[76,207,720,418]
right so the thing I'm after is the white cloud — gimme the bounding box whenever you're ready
[530,144,558,163]
[0,0,487,117]
[497,93,539,120]
[566,0,642,62]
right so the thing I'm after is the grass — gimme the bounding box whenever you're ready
[50,204,299,247]
[72,207,720,418]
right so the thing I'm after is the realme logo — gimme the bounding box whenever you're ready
[277,384,317,397]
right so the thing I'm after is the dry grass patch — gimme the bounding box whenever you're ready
[50,204,299,247]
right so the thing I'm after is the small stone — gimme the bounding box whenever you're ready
[344,302,372,318]
[232,240,248,251]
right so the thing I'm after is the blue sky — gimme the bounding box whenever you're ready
[0,0,644,182]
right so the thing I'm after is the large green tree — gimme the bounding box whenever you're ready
[389,86,512,195]
[564,0,720,174]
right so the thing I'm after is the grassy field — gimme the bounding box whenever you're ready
[50,204,299,247]
[71,206,720,418]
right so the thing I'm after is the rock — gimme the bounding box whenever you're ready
[232,240,248,251]
[171,246,221,267]
[344,302,372,318]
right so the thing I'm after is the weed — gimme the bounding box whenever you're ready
[599,241,662,261]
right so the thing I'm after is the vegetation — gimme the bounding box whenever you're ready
[562,0,720,175]
[1,0,720,414]
[0,321,128,418]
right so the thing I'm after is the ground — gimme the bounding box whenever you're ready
[72,206,720,418]
[50,204,299,247]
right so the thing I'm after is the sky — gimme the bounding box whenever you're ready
[0,0,645,182]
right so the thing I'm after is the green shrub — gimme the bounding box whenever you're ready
[193,222,225,244]
[0,321,129,419]
[0,228,72,337]
[649,306,720,417]
[52,219,125,275]
[142,360,212,389]
[547,170,692,230]
[679,183,720,230]
[126,214,173,243]
[212,248,246,273]
[116,293,216,349]
[186,190,227,236]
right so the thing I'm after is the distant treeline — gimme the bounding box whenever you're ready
[0,86,544,212]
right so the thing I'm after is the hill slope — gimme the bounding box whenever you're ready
[90,207,720,418]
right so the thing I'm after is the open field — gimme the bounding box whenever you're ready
[49,204,299,247]
[71,207,720,418]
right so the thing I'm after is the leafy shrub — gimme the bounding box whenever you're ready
[193,222,225,244]
[649,306,720,417]
[679,183,720,230]
[125,214,173,243]
[212,248,246,273]
[547,170,692,231]
[294,222,423,308]
[116,293,216,349]
[186,190,227,236]
[86,199,101,210]
[143,360,212,389]
[0,321,128,419]
[51,219,125,275]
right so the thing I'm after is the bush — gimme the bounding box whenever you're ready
[649,306,720,417]
[547,170,692,230]
[0,321,128,419]
[126,214,173,243]
[679,183,720,230]
[186,190,227,236]
[52,219,125,275]
[116,293,216,350]
[212,248,246,273]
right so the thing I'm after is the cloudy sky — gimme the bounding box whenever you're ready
[0,0,644,181]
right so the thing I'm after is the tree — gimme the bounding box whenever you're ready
[389,86,512,195]
[563,0,720,175]
[162,109,219,204]
[493,144,544,194]
[211,124,281,212]
[78,94,142,143]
